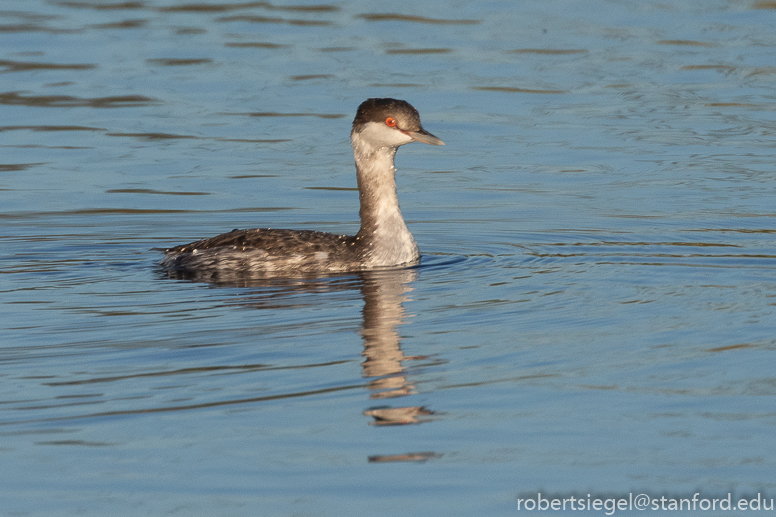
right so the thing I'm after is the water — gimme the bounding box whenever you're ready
[2,0,776,515]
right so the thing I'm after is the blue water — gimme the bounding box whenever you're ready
[2,1,776,515]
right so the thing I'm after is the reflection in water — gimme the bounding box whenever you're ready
[166,266,436,428]
[368,451,441,463]
[363,405,434,426]
[359,269,434,426]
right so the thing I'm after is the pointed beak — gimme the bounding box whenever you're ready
[405,128,445,146]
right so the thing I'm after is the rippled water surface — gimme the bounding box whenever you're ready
[3,1,776,515]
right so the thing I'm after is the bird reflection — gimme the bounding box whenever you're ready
[163,266,434,426]
[358,268,433,425]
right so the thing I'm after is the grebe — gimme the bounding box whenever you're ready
[161,98,444,278]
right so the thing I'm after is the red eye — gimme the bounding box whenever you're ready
[385,117,397,127]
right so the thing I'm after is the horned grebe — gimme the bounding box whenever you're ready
[161,98,444,279]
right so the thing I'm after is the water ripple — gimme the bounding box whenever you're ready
[0,92,159,108]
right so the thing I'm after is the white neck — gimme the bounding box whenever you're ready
[351,131,419,267]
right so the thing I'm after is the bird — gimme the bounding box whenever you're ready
[161,98,444,280]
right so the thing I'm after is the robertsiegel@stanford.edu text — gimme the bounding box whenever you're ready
[516,492,773,514]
